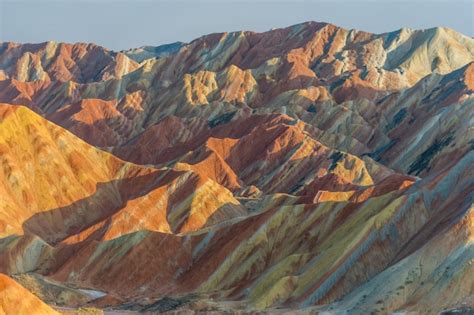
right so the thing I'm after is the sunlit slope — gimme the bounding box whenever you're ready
[0,273,59,315]
[0,20,472,313]
[31,152,471,314]
[0,23,472,153]
[0,103,244,244]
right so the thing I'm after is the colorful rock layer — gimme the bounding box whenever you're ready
[0,22,473,314]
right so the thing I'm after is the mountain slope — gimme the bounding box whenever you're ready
[0,21,472,314]
[0,273,59,315]
[0,103,245,274]
[0,41,139,82]
[0,22,472,152]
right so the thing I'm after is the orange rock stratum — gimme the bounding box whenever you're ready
[0,22,473,314]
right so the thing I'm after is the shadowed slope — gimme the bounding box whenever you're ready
[0,22,472,156]
[0,21,472,314]
[0,104,245,275]
[21,150,466,314]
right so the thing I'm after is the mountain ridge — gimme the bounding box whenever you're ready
[0,20,472,314]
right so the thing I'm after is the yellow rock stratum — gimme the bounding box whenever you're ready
[0,21,473,314]
[0,103,244,246]
[0,273,58,315]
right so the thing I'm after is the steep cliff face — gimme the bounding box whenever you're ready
[0,21,472,314]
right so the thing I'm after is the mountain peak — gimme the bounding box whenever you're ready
[0,19,473,314]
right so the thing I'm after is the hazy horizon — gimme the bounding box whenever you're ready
[0,0,472,51]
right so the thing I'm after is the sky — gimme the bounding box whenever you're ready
[0,0,472,51]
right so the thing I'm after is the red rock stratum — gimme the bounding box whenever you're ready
[0,22,473,314]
